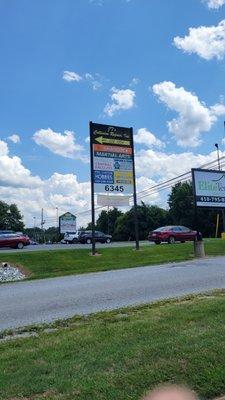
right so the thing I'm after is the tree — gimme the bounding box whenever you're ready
[114,203,169,241]
[168,181,221,237]
[0,201,24,231]
[96,208,123,236]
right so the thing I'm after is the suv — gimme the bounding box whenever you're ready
[0,233,30,249]
[78,231,112,244]
[64,231,81,244]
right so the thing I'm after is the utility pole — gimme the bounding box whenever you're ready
[33,216,36,241]
[41,208,45,243]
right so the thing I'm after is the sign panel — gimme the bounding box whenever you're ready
[59,212,77,234]
[97,194,130,207]
[90,123,134,195]
[192,168,225,208]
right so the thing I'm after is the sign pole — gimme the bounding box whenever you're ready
[130,127,139,250]
[90,121,96,256]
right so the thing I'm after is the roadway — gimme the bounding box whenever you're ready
[1,255,225,331]
[0,240,150,253]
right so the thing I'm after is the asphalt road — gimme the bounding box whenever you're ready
[1,256,225,332]
[0,240,149,253]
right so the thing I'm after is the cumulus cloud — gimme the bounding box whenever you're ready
[62,71,82,82]
[152,81,225,147]
[203,0,225,9]
[135,148,222,181]
[8,134,21,144]
[174,20,225,61]
[33,128,87,162]
[134,128,165,148]
[104,87,135,116]
[0,140,42,188]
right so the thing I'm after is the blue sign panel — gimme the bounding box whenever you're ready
[94,170,114,184]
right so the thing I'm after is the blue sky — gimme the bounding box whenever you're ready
[0,0,225,227]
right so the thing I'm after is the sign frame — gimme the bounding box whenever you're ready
[192,168,225,210]
[90,121,139,255]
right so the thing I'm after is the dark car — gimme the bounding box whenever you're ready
[78,230,112,244]
[0,233,30,249]
[148,226,200,245]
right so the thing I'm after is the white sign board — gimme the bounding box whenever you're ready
[192,168,225,208]
[59,212,77,234]
[97,194,130,207]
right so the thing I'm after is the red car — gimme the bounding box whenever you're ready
[148,225,200,245]
[0,233,30,249]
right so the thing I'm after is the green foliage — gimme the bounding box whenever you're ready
[96,208,123,236]
[0,201,24,231]
[114,203,170,240]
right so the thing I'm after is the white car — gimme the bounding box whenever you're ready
[64,231,81,244]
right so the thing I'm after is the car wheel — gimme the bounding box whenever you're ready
[106,238,111,244]
[86,238,92,244]
[154,241,161,245]
[17,242,24,249]
[168,236,175,244]
[72,239,77,244]
[180,240,185,243]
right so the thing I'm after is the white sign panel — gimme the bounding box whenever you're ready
[59,212,77,234]
[192,168,225,208]
[97,194,130,207]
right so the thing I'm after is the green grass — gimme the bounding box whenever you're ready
[0,239,225,280]
[1,292,225,400]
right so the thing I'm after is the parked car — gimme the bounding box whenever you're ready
[64,231,82,244]
[148,226,201,245]
[0,233,30,249]
[78,230,112,244]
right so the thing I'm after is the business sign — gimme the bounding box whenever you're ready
[97,194,131,207]
[90,123,134,195]
[59,212,77,234]
[192,168,225,208]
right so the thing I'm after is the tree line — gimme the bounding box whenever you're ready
[0,181,223,241]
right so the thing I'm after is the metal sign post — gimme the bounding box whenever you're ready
[90,122,139,255]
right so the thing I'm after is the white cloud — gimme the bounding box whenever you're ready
[134,128,165,148]
[63,70,102,90]
[0,140,42,188]
[174,20,225,61]
[104,87,135,116]
[135,148,222,181]
[62,71,82,82]
[33,128,87,162]
[8,134,21,144]
[204,0,225,9]
[152,81,225,147]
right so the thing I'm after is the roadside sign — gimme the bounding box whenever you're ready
[192,168,225,208]
[90,123,134,195]
[90,122,139,254]
[97,194,130,207]
[59,212,76,234]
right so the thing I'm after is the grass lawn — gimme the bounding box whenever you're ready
[0,239,225,280]
[1,291,225,400]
